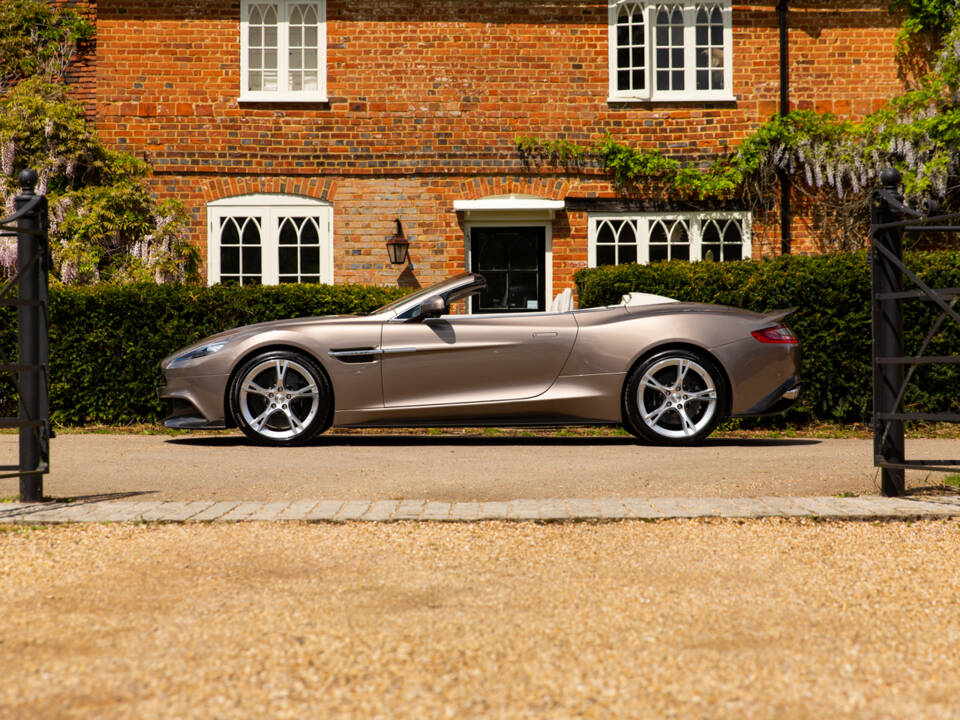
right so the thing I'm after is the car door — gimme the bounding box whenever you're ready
[380,312,578,407]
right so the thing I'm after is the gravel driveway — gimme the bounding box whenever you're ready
[2,433,957,501]
[3,521,959,719]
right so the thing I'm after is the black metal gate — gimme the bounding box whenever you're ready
[0,169,50,503]
[870,167,960,496]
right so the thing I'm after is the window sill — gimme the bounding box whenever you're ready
[607,94,736,104]
[239,93,329,104]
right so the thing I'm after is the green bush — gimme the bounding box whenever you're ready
[575,251,960,424]
[0,283,407,425]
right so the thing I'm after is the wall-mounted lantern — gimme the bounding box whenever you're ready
[385,218,409,265]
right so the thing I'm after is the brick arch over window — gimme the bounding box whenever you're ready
[449,177,569,204]
[200,177,337,205]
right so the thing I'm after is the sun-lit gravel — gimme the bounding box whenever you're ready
[3,520,960,719]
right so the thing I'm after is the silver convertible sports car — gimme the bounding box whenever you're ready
[160,272,800,446]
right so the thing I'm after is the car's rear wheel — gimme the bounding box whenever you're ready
[623,349,726,445]
[230,350,332,446]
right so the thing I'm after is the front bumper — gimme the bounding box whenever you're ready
[158,370,231,429]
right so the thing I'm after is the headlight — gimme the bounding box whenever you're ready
[169,340,229,367]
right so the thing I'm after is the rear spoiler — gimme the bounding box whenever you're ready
[763,308,796,323]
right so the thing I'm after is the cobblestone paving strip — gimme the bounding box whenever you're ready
[277,501,320,521]
[2,496,960,523]
[334,500,371,521]
[189,501,241,522]
[305,500,344,520]
[393,500,426,520]
[421,501,452,520]
[477,501,508,520]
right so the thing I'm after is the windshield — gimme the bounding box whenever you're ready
[370,272,482,316]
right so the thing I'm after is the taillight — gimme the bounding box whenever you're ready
[751,324,797,344]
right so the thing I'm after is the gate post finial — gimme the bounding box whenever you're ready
[17,169,38,196]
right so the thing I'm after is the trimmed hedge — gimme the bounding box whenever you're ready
[0,283,407,425]
[575,251,960,424]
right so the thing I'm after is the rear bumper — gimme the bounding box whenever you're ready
[735,376,801,417]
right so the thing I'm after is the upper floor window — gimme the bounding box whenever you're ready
[207,195,334,285]
[240,1,326,101]
[608,1,733,102]
[588,211,750,266]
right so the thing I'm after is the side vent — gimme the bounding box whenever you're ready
[328,347,379,363]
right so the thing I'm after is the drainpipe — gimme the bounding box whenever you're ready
[777,0,791,255]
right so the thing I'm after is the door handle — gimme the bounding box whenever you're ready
[533,331,558,337]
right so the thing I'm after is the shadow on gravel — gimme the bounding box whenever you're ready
[42,490,158,504]
[166,435,821,448]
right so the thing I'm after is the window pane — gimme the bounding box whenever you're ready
[672,48,683,67]
[618,70,630,91]
[279,247,298,274]
[673,70,684,89]
[701,244,721,261]
[477,237,508,270]
[221,246,240,275]
[511,239,539,269]
[249,26,261,46]
[632,70,644,89]
[249,71,262,91]
[241,218,261,245]
[649,221,667,245]
[305,26,318,47]
[250,49,262,70]
[723,219,742,245]
[597,245,616,266]
[650,244,668,262]
[301,247,320,275]
[702,221,721,245]
[264,49,277,70]
[279,218,297,245]
[507,272,538,310]
[723,244,742,261]
[657,48,668,67]
[618,25,629,45]
[697,70,708,90]
[242,275,262,286]
[619,244,637,264]
[290,72,302,92]
[220,217,240,245]
[301,276,319,284]
[657,70,669,90]
[304,49,318,68]
[597,222,616,245]
[242,246,262,274]
[672,243,689,261]
[301,218,319,244]
[279,276,297,283]
[618,48,630,66]
[264,25,277,47]
[631,23,643,45]
[263,69,277,91]
[290,50,302,70]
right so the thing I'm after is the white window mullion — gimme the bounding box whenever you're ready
[683,3,697,97]
[278,3,290,95]
[262,209,280,284]
[638,218,650,265]
[723,2,734,97]
[691,216,702,261]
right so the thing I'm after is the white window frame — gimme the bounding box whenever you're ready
[239,0,327,102]
[207,194,334,285]
[588,211,751,266]
[607,1,734,102]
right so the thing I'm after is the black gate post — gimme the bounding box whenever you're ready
[871,168,906,497]
[16,169,46,503]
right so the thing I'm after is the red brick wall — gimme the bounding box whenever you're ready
[89,0,903,289]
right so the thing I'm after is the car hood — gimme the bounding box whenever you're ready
[162,314,365,367]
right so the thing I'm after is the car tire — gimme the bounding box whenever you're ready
[229,350,332,446]
[622,349,726,445]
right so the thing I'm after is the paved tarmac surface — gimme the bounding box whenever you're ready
[2,432,958,502]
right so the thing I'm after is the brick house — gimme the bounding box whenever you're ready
[77,0,901,311]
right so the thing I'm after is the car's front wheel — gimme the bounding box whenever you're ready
[623,349,726,445]
[229,350,332,446]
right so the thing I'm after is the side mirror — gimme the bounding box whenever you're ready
[416,296,446,321]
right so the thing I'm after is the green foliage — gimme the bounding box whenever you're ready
[575,252,960,424]
[0,283,408,425]
[0,79,197,284]
[0,0,93,91]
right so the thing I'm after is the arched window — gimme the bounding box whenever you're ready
[207,195,333,285]
[589,212,750,266]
